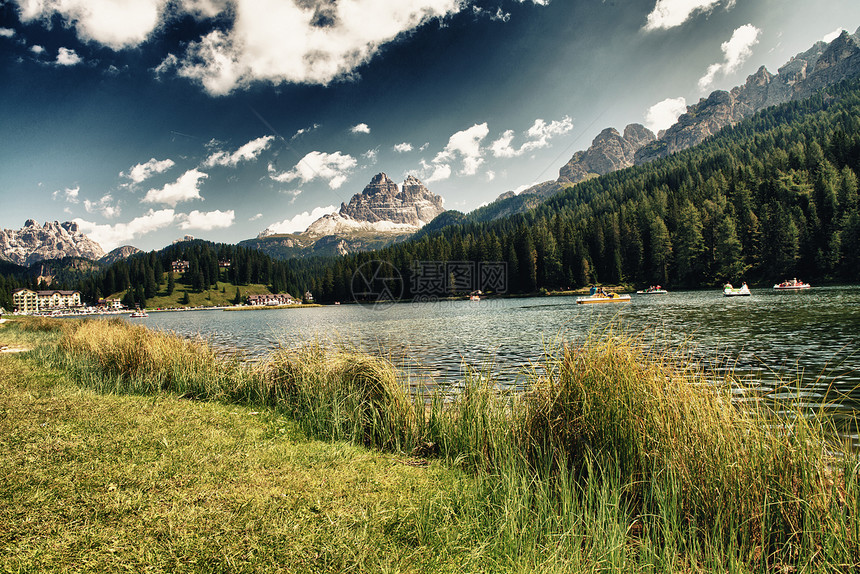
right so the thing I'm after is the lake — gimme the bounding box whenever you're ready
[127,285,860,413]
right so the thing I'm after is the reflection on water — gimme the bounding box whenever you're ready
[131,285,860,411]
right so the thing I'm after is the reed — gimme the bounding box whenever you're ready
[42,317,255,399]
[35,317,860,571]
[263,343,417,451]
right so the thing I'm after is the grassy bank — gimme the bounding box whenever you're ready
[2,316,859,572]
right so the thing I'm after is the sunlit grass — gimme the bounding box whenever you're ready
[11,317,860,572]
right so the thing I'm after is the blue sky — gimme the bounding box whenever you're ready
[1,0,859,252]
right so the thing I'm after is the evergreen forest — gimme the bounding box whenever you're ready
[2,78,860,308]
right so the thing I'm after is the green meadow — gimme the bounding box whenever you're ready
[1,316,858,573]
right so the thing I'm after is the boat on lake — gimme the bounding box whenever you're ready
[129,310,148,318]
[636,286,668,294]
[774,278,811,290]
[577,287,631,304]
[723,283,751,297]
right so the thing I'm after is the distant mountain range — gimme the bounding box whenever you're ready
[4,26,860,265]
[241,173,445,258]
[470,26,860,223]
[0,220,105,266]
[0,220,142,284]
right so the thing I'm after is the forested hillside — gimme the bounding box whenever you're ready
[283,79,860,302]
[0,240,309,310]
[4,80,859,309]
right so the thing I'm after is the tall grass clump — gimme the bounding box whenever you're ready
[43,318,255,399]
[506,331,859,568]
[0,316,72,347]
[263,343,417,452]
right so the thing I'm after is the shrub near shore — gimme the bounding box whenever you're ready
[18,317,860,571]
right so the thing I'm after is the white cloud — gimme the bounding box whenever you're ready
[645,97,687,133]
[178,0,229,19]
[0,27,16,38]
[123,157,175,184]
[142,168,207,206]
[203,135,274,167]
[490,116,573,158]
[698,24,761,91]
[56,47,82,66]
[823,28,847,43]
[178,209,235,230]
[429,123,489,179]
[350,123,370,134]
[84,194,120,218]
[249,212,262,221]
[269,151,357,189]
[74,208,176,251]
[393,142,413,153]
[263,205,338,235]
[491,8,510,22]
[643,0,726,31]
[291,123,320,140]
[52,185,80,203]
[362,148,379,164]
[30,44,45,54]
[419,160,453,183]
[157,0,465,95]
[490,129,517,158]
[521,116,573,152]
[17,0,164,50]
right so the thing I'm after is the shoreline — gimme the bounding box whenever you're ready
[223,303,323,311]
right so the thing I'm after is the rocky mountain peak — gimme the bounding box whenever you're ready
[0,220,106,266]
[99,245,143,265]
[338,173,444,226]
[558,123,655,185]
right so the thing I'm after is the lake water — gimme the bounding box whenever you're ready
[127,285,860,413]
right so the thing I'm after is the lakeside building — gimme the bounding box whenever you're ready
[171,260,190,273]
[12,288,82,314]
[246,293,297,306]
[98,298,123,310]
[304,291,314,302]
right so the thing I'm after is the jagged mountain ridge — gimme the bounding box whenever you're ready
[0,219,105,266]
[475,26,860,223]
[99,245,143,265]
[246,173,444,258]
[636,28,860,164]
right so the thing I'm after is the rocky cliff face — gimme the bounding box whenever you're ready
[477,123,655,221]
[99,245,143,265]
[249,173,445,259]
[558,123,656,185]
[0,220,105,266]
[635,28,860,165]
[338,173,444,227]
